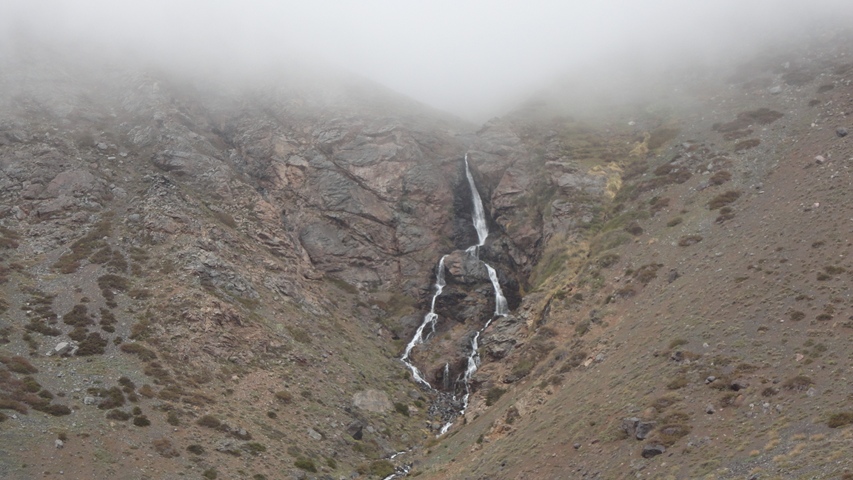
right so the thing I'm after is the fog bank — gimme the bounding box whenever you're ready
[3,0,853,121]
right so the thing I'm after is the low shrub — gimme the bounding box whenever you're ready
[274,390,292,404]
[782,375,813,392]
[734,139,760,152]
[393,402,409,416]
[709,191,741,210]
[152,438,180,458]
[678,235,703,247]
[197,414,221,429]
[485,387,507,406]
[132,415,150,427]
[0,355,38,374]
[106,409,132,421]
[119,343,157,361]
[828,413,853,428]
[186,444,205,455]
[666,217,683,227]
[77,333,107,356]
[294,458,317,473]
[709,171,732,186]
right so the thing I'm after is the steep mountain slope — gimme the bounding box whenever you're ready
[0,28,852,480]
[0,41,513,479]
[413,30,853,479]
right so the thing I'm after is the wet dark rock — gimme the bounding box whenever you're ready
[642,444,666,458]
[346,422,364,441]
[444,250,490,284]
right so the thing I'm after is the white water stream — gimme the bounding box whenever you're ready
[465,154,489,247]
[401,255,447,388]
[400,153,510,442]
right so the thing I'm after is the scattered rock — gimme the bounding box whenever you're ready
[837,127,848,137]
[666,270,680,283]
[705,404,716,414]
[622,418,655,440]
[635,421,655,440]
[54,439,64,449]
[622,417,640,438]
[815,155,826,164]
[307,428,322,441]
[768,86,783,95]
[483,315,522,360]
[83,396,96,405]
[215,439,241,455]
[705,376,716,384]
[47,341,78,357]
[346,422,364,441]
[641,444,666,458]
[573,443,581,450]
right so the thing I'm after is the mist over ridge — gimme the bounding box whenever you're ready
[3,0,853,121]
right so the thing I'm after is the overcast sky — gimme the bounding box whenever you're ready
[3,0,853,121]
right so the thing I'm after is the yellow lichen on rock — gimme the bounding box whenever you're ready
[589,163,623,199]
[629,132,651,157]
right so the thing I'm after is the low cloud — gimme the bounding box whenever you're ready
[3,0,853,121]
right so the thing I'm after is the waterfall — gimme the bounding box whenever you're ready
[465,153,488,247]
[400,153,510,439]
[486,264,508,316]
[401,255,447,389]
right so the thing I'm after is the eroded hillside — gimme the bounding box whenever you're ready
[0,29,852,480]
[413,30,853,479]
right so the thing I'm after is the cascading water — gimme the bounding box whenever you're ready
[401,255,447,388]
[465,154,489,248]
[401,153,510,439]
[486,264,508,316]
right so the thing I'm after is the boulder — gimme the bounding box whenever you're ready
[622,417,656,440]
[635,421,655,440]
[44,169,98,198]
[47,341,77,357]
[642,444,666,458]
[444,250,489,283]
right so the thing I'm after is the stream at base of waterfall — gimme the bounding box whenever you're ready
[400,154,509,439]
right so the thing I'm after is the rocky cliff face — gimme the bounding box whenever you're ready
[0,41,647,478]
[0,41,579,478]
